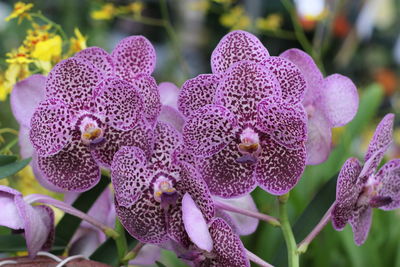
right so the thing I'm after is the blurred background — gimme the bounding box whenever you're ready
[0,0,399,266]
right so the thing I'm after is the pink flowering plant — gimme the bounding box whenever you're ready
[1,1,400,267]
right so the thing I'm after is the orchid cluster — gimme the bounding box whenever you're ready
[1,29,399,267]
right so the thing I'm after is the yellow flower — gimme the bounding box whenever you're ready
[220,5,250,30]
[91,3,116,20]
[5,2,34,23]
[189,0,210,11]
[69,28,87,55]
[31,35,62,62]
[129,2,144,17]
[256,13,283,31]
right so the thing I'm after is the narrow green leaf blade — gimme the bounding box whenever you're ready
[0,155,17,166]
[0,157,31,179]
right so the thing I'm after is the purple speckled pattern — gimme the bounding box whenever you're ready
[215,60,281,126]
[260,56,306,104]
[207,218,250,267]
[28,35,159,192]
[75,47,115,78]
[211,30,269,74]
[112,122,214,247]
[178,74,221,118]
[111,35,156,79]
[29,98,73,157]
[180,31,308,197]
[257,96,307,149]
[331,158,363,230]
[183,105,237,158]
[331,114,398,245]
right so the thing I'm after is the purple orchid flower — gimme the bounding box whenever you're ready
[111,122,215,248]
[179,30,308,197]
[181,193,250,267]
[0,185,54,258]
[158,82,185,132]
[331,114,400,245]
[28,36,160,192]
[281,48,359,165]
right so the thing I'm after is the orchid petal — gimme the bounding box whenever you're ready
[319,74,359,127]
[331,158,363,230]
[0,186,24,229]
[215,61,281,126]
[111,35,156,79]
[75,47,115,77]
[211,30,269,74]
[349,206,372,246]
[305,111,332,165]
[29,98,73,157]
[182,193,213,252]
[10,74,46,127]
[178,74,220,118]
[159,82,180,109]
[183,105,237,158]
[365,113,394,162]
[255,135,306,195]
[261,56,306,103]
[376,159,400,210]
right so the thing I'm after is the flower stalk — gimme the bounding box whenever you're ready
[297,203,334,254]
[278,193,299,267]
[24,194,119,239]
[214,200,281,227]
[245,249,274,267]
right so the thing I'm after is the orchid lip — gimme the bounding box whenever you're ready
[152,173,177,206]
[75,114,105,146]
[237,127,261,164]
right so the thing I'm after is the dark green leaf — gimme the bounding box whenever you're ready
[51,175,109,254]
[0,157,31,179]
[0,234,65,252]
[0,155,17,166]
[156,261,167,267]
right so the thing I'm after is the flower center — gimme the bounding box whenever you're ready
[356,175,391,208]
[152,173,178,208]
[236,127,261,164]
[76,114,104,146]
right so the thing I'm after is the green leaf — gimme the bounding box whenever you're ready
[156,261,167,267]
[0,157,31,179]
[0,234,65,252]
[0,155,17,166]
[51,175,109,253]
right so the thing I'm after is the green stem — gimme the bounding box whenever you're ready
[280,0,325,73]
[115,219,129,265]
[159,0,190,79]
[278,193,299,267]
[30,12,68,41]
[0,128,18,136]
[0,137,18,154]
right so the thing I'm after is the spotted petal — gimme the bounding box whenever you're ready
[319,74,359,127]
[129,73,161,122]
[331,158,363,230]
[183,105,237,158]
[208,218,250,267]
[178,74,220,118]
[116,190,168,244]
[365,113,394,163]
[111,35,156,79]
[30,98,73,157]
[376,159,400,210]
[11,74,46,127]
[349,206,372,246]
[215,61,281,125]
[91,121,153,168]
[75,47,115,77]
[45,57,103,110]
[198,141,256,198]
[211,30,269,74]
[254,135,306,195]
[94,78,144,131]
[280,48,324,106]
[37,135,100,192]
[111,146,150,208]
[261,56,306,104]
[305,111,332,165]
[257,96,307,149]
